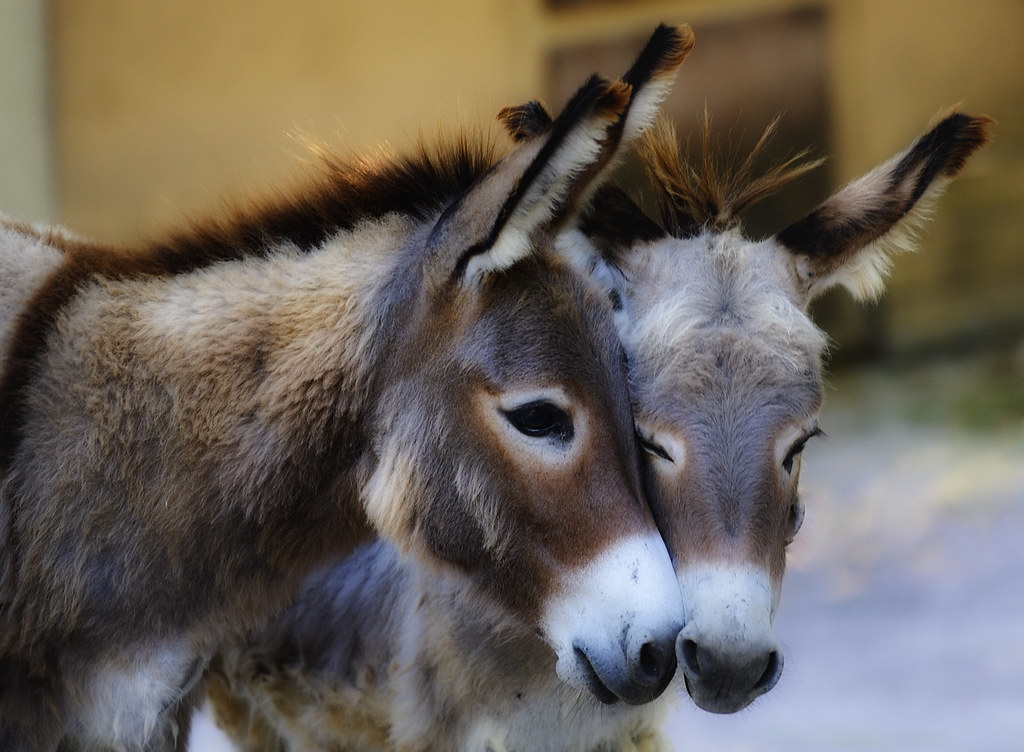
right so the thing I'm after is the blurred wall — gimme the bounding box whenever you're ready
[6,0,1023,356]
[0,0,55,223]
[829,0,1024,354]
[50,0,547,242]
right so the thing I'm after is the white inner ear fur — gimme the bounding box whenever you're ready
[621,74,677,144]
[463,225,532,280]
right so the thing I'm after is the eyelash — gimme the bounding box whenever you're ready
[639,436,673,462]
[783,427,824,474]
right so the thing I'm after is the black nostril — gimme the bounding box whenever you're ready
[752,649,783,693]
[638,639,674,683]
[680,638,701,678]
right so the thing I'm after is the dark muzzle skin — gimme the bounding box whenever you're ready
[675,563,783,713]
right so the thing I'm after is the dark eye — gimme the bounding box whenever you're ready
[784,501,805,544]
[504,401,573,442]
[638,435,673,463]
[783,427,824,474]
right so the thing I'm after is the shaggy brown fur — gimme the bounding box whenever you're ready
[0,67,686,750]
[639,112,826,237]
[205,23,698,752]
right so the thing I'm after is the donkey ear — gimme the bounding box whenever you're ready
[497,24,693,169]
[562,186,668,311]
[497,100,553,143]
[427,24,692,287]
[618,23,695,143]
[425,75,631,286]
[578,185,667,264]
[777,111,994,304]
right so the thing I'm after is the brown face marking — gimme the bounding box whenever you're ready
[636,336,822,582]
[396,253,647,623]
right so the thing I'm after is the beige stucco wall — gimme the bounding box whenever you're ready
[52,0,551,242]
[2,0,1021,352]
[0,0,55,224]
[829,0,1024,350]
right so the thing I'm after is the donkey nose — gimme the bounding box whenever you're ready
[571,622,679,706]
[619,625,679,705]
[677,626,783,714]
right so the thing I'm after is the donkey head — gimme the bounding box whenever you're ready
[574,111,993,712]
[360,25,694,706]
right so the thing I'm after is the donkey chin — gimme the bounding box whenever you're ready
[540,532,685,705]
[675,564,784,714]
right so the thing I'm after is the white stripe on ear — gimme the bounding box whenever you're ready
[463,226,531,279]
[459,79,631,281]
[475,25,693,283]
[792,158,938,302]
[567,24,693,219]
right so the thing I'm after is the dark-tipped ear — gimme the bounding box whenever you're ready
[494,23,693,223]
[497,24,694,151]
[549,23,694,234]
[497,101,553,143]
[428,24,693,288]
[618,23,695,143]
[424,75,631,286]
[579,185,667,265]
[777,111,994,303]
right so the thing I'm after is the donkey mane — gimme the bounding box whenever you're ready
[639,113,825,237]
[169,132,501,263]
[0,133,501,471]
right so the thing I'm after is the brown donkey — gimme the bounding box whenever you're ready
[208,99,993,750]
[0,60,687,750]
[207,25,695,752]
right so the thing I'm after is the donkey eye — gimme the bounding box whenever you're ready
[504,401,573,442]
[782,427,824,474]
[638,435,673,463]
[784,501,805,545]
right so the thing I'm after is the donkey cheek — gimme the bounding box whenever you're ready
[421,502,488,571]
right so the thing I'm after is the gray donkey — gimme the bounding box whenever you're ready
[208,35,993,750]
[0,44,689,750]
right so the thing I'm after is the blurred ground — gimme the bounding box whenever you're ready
[190,349,1024,751]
